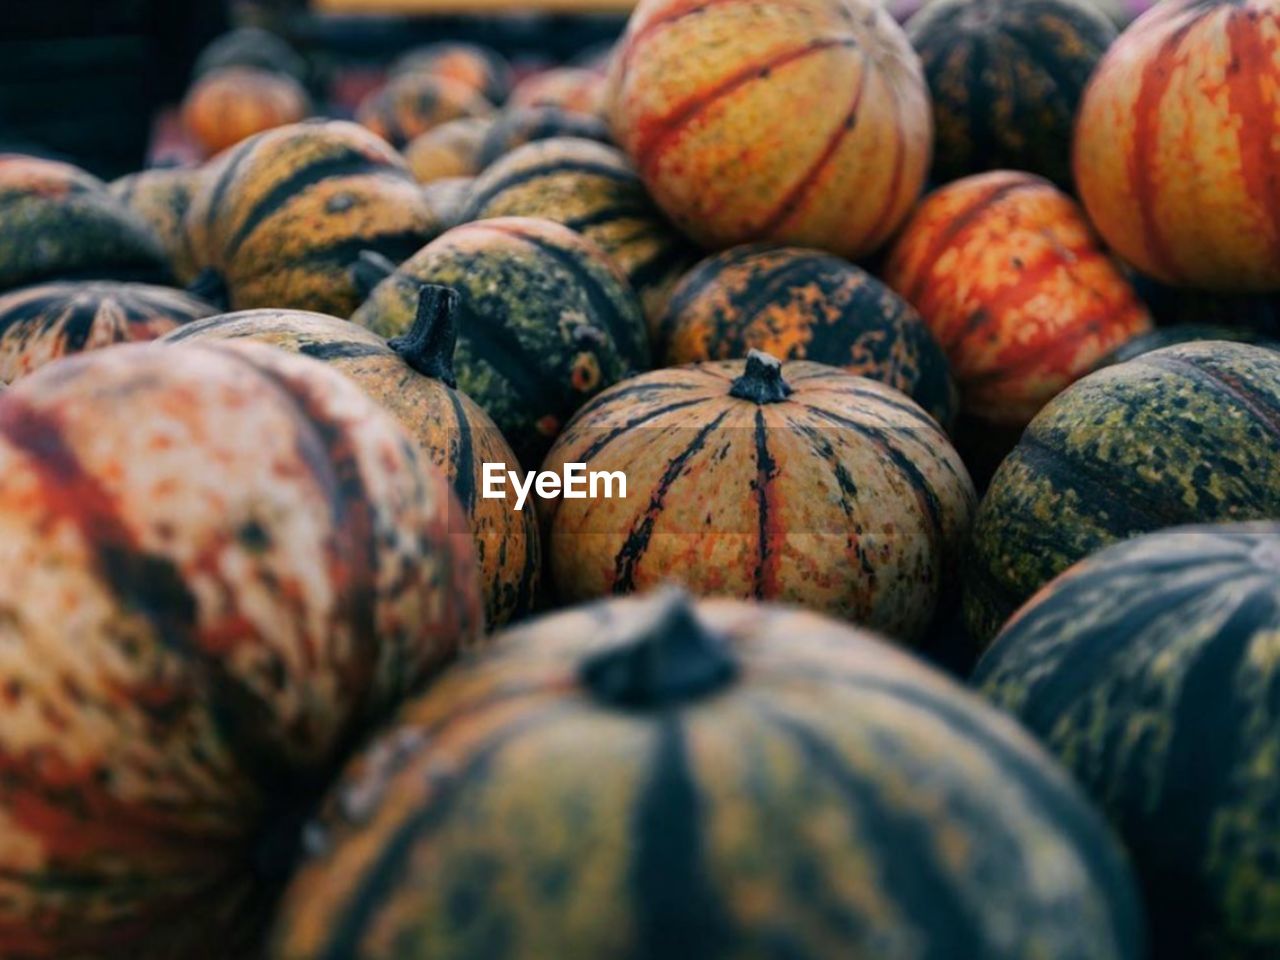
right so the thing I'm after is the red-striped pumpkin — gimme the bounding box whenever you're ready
[181,66,311,157]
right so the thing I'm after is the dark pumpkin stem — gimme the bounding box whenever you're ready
[187,267,229,311]
[388,285,460,388]
[729,350,792,404]
[350,249,398,299]
[579,588,739,710]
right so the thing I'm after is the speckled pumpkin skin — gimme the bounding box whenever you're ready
[403,117,493,184]
[352,217,650,469]
[964,341,1280,645]
[607,0,932,258]
[975,523,1280,959]
[476,106,613,168]
[0,340,481,959]
[391,42,514,106]
[463,137,697,328]
[1074,0,1280,291]
[164,308,540,627]
[272,592,1144,960]
[422,177,474,229]
[109,167,205,283]
[184,121,440,315]
[356,74,495,149]
[542,358,975,644]
[658,243,957,427]
[0,282,216,383]
[883,171,1152,429]
[907,0,1116,188]
[182,67,311,157]
[0,155,170,292]
[510,67,607,116]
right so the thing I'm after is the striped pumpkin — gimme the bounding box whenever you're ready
[403,117,493,184]
[183,120,440,315]
[108,167,205,282]
[607,0,932,259]
[272,589,1144,960]
[1074,0,1280,291]
[476,105,613,168]
[0,155,170,292]
[657,244,957,427]
[964,340,1280,645]
[542,351,975,645]
[975,523,1280,959]
[0,339,480,958]
[181,66,311,157]
[390,42,514,105]
[422,176,474,229]
[462,137,698,328]
[163,289,541,627]
[352,217,649,469]
[0,281,216,383]
[510,66,607,116]
[355,73,495,149]
[906,0,1117,189]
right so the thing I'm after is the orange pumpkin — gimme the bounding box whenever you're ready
[510,67,607,116]
[1074,0,1280,291]
[390,42,514,105]
[403,117,492,183]
[607,0,932,258]
[356,73,495,149]
[181,66,310,156]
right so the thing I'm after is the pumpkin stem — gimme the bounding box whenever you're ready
[579,588,739,710]
[187,267,229,311]
[388,285,460,388]
[350,249,398,299]
[729,350,792,404]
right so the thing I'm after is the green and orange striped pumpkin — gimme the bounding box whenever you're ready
[0,281,216,383]
[352,216,649,469]
[183,120,440,315]
[108,167,206,282]
[390,42,514,106]
[403,117,493,184]
[164,289,541,627]
[542,351,975,645]
[658,244,957,427]
[476,105,613,168]
[1074,0,1280,291]
[906,0,1117,188]
[182,66,311,158]
[607,0,932,259]
[975,523,1280,959]
[0,339,480,958]
[272,589,1144,960]
[964,340,1280,645]
[355,73,495,149]
[462,137,697,328]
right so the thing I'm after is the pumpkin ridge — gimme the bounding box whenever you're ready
[750,407,783,598]
[465,157,637,214]
[860,82,909,247]
[444,388,477,515]
[1135,351,1280,446]
[1222,9,1280,263]
[296,340,387,361]
[200,137,259,240]
[573,396,713,464]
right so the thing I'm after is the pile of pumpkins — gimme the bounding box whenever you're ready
[0,0,1276,957]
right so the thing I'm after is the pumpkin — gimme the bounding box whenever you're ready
[193,26,308,84]
[906,0,1116,189]
[182,67,312,157]
[964,340,1280,645]
[0,339,480,957]
[462,136,697,329]
[351,217,649,469]
[657,243,957,427]
[422,176,474,229]
[542,350,975,644]
[510,66,607,116]
[476,105,613,168]
[403,117,492,184]
[108,167,205,282]
[390,41,515,105]
[0,154,170,292]
[163,287,541,627]
[1074,0,1280,291]
[1096,324,1279,369]
[607,0,931,259]
[0,281,216,383]
[183,120,440,315]
[355,73,494,149]
[272,589,1144,960]
[974,523,1280,959]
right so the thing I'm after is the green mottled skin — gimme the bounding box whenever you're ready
[965,341,1280,644]
[975,523,1280,959]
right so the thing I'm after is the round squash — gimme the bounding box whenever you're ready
[658,243,957,427]
[0,339,480,957]
[462,137,697,328]
[0,281,216,383]
[272,589,1144,960]
[906,0,1116,189]
[883,170,1152,429]
[183,120,440,315]
[964,340,1280,645]
[163,288,541,627]
[542,350,975,644]
[510,66,607,116]
[390,42,514,106]
[422,176,474,229]
[1074,0,1280,291]
[1096,324,1279,369]
[0,154,170,292]
[355,73,494,149]
[403,116,493,183]
[607,0,932,258]
[975,523,1280,959]
[182,66,311,157]
[109,167,205,282]
[352,217,650,469]
[476,105,612,168]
